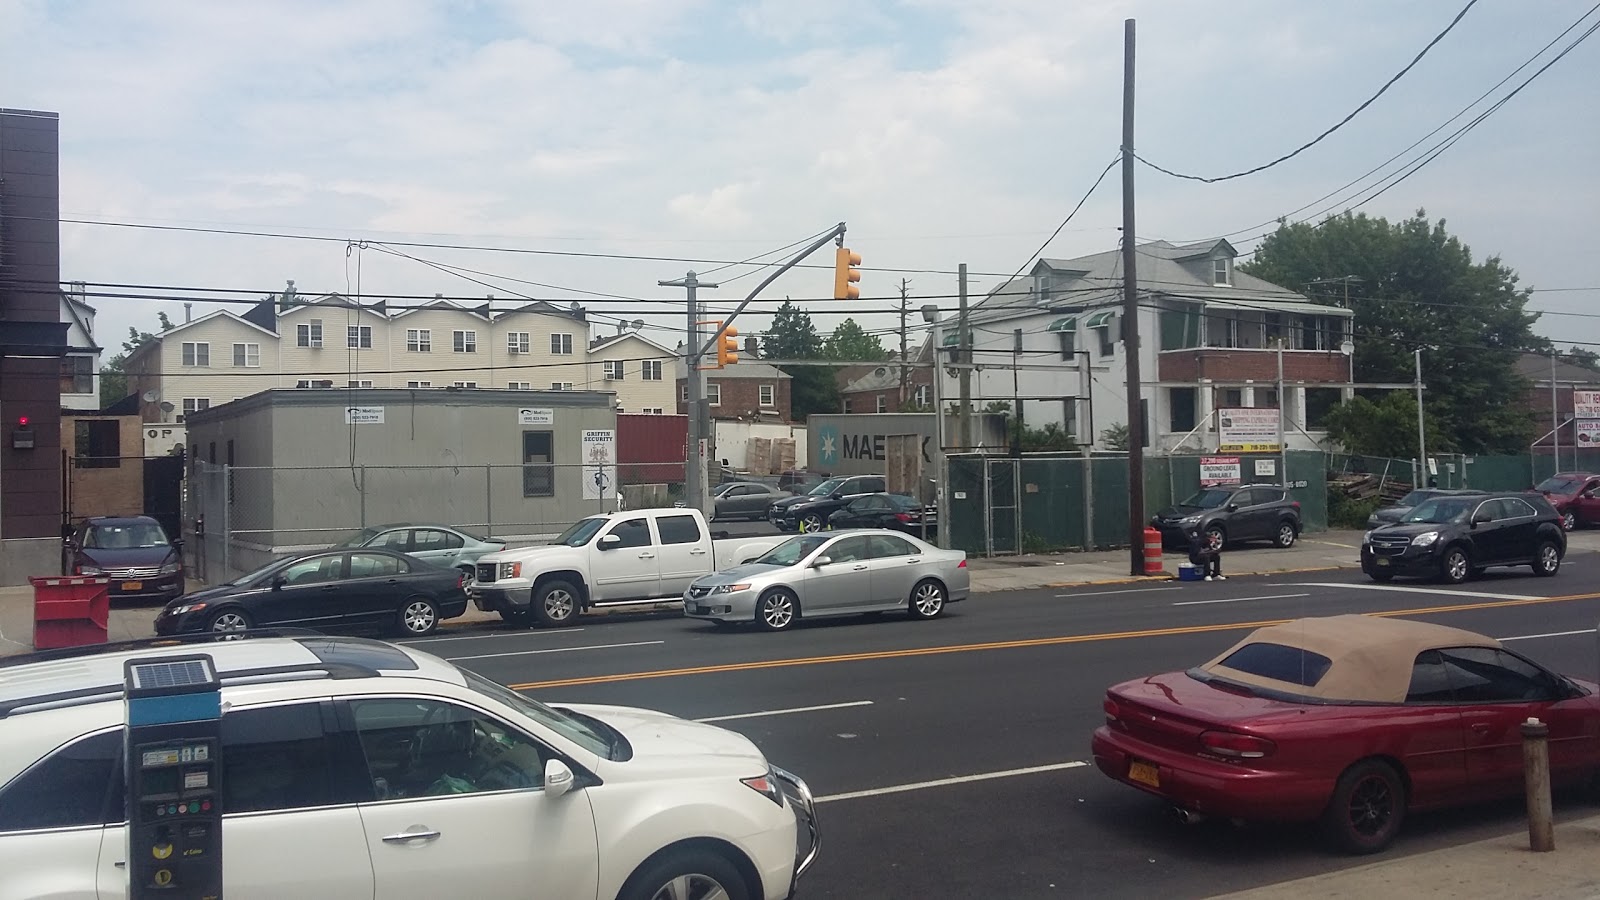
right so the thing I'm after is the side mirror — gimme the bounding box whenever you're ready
[172,538,185,549]
[271,575,288,591]
[599,534,621,549]
[1226,503,1239,512]
[740,558,756,565]
[544,759,576,798]
[811,555,833,568]
[1472,511,1493,525]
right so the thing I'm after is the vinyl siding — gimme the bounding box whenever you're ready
[387,307,496,386]
[491,310,590,390]
[588,335,676,413]
[156,317,282,415]
[277,304,392,387]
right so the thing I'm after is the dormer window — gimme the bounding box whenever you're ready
[1035,273,1052,303]
[1212,257,1232,286]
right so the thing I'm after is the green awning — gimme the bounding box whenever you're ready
[942,332,959,347]
[1047,316,1076,332]
[1084,310,1115,328]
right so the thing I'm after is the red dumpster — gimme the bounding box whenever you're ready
[29,576,111,650]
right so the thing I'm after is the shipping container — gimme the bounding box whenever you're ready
[617,413,687,483]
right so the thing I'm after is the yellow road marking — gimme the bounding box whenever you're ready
[509,589,1600,691]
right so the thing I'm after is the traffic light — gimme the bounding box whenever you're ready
[833,247,862,300]
[716,322,740,368]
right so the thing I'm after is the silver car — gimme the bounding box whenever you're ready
[333,523,507,587]
[683,529,970,631]
[713,481,791,521]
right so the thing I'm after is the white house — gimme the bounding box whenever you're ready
[59,283,100,410]
[587,330,677,414]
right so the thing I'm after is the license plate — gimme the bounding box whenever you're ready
[1128,760,1160,788]
[123,581,143,592]
[1375,557,1391,567]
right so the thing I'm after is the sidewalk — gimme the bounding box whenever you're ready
[1214,814,1600,899]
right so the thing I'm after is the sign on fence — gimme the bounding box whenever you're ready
[1577,420,1600,448]
[582,429,618,500]
[1218,407,1279,452]
[518,407,555,426]
[1254,459,1277,477]
[344,406,385,425]
[1200,456,1242,485]
[1574,391,1600,420]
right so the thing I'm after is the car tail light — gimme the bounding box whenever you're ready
[957,559,967,568]
[1199,730,1276,759]
[1291,500,1301,509]
[1103,698,1120,723]
[895,512,913,523]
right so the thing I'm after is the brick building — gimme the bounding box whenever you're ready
[838,361,933,414]
[675,352,792,422]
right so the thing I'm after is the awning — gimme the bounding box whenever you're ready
[942,332,959,347]
[1047,316,1076,332]
[1083,310,1115,328]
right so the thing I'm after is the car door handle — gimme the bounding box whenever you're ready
[382,828,442,844]
[320,584,337,591]
[639,552,656,559]
[386,578,400,584]
[1470,722,1492,734]
[852,564,868,571]
[689,548,707,555]
[907,557,921,564]
[441,551,458,557]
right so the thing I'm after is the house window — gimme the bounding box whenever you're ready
[73,420,121,469]
[1097,325,1115,357]
[643,407,664,415]
[1256,388,1280,409]
[183,398,210,416]
[1063,398,1078,439]
[1220,388,1244,409]
[521,431,554,497]
[452,381,478,388]
[844,397,853,413]
[642,360,663,380]
[1058,331,1076,360]
[1169,387,1197,433]
[876,394,887,413]
[59,355,93,393]
[232,342,260,367]
[406,329,431,352]
[347,325,372,349]
[1213,257,1231,286]
[348,379,373,388]
[604,360,624,380]
[707,383,721,406]
[680,384,689,402]
[181,342,210,367]
[914,384,929,407]
[297,320,323,348]
[406,380,432,388]
[760,384,775,407]
[508,381,532,390]
[1264,313,1283,344]
[507,332,530,354]
[453,330,477,353]
[550,382,574,391]
[550,333,573,355]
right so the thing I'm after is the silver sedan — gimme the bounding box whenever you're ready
[683,529,970,631]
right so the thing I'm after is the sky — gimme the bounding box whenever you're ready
[3,0,1597,361]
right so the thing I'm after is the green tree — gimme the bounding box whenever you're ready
[1566,347,1600,371]
[761,300,837,422]
[822,318,889,361]
[1100,423,1130,452]
[99,312,174,407]
[1241,211,1545,454]
[1321,391,1453,459]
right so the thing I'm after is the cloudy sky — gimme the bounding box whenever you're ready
[3,0,1597,359]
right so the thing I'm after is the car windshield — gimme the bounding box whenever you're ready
[1536,476,1583,495]
[1180,489,1234,509]
[332,527,383,548]
[1396,491,1439,507]
[551,517,607,547]
[809,478,845,497]
[1402,497,1477,524]
[755,534,831,567]
[888,494,919,510]
[83,522,169,549]
[458,667,616,759]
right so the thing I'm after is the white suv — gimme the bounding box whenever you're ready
[0,634,818,900]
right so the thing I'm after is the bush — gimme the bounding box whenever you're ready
[1328,491,1381,529]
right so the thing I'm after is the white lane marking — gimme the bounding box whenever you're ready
[814,761,1089,804]
[695,701,875,724]
[404,627,585,644]
[1056,587,1180,598]
[1294,583,1541,601]
[1173,592,1312,607]
[446,640,662,661]
[1499,629,1596,642]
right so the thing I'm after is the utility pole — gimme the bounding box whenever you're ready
[1277,338,1288,490]
[898,279,910,410]
[660,270,719,518]
[1121,17,1147,577]
[957,263,971,450]
[1551,349,1560,474]
[1415,348,1427,486]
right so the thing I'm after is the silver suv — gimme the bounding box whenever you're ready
[0,634,818,900]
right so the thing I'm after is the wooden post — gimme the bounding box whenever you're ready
[1522,716,1554,852]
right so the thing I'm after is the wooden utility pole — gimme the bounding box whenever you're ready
[958,263,971,450]
[898,279,910,409]
[1121,17,1147,577]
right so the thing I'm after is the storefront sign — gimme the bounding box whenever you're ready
[1200,456,1242,485]
[1574,391,1600,420]
[1217,407,1280,452]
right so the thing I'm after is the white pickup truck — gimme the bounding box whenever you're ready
[470,508,785,626]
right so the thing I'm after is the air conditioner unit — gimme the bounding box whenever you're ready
[309,339,323,348]
[507,346,522,354]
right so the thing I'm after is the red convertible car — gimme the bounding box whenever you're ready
[1091,615,1600,853]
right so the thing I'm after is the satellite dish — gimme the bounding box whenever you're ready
[142,390,160,403]
[1339,339,1355,357]
[159,401,175,413]
[631,319,644,332]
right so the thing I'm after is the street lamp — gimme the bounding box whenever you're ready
[922,304,949,549]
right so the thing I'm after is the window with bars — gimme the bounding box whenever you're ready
[407,329,431,352]
[453,381,478,388]
[181,342,209,366]
[522,431,554,497]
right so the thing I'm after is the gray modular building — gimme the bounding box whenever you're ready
[183,388,618,580]
[808,413,1010,477]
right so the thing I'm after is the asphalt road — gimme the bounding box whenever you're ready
[400,551,1600,900]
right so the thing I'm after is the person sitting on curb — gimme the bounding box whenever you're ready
[1187,528,1225,582]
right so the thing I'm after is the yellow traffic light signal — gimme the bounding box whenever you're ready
[833,247,862,300]
[716,322,740,368]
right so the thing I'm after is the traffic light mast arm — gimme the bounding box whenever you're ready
[694,221,846,360]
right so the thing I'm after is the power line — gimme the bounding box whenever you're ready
[988,154,1122,298]
[1135,0,1481,183]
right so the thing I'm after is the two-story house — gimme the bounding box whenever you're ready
[58,283,100,410]
[836,359,932,414]
[587,330,677,414]
[944,239,1355,451]
[675,351,793,422]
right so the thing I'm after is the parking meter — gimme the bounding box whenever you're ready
[124,655,224,899]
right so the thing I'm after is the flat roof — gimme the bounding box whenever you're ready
[186,387,614,425]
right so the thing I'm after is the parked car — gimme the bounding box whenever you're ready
[1361,491,1565,584]
[1532,472,1600,531]
[1149,484,1301,550]
[471,509,784,627]
[768,474,887,532]
[0,634,818,900]
[1366,488,1484,528]
[826,492,936,535]
[332,523,506,585]
[1092,615,1600,854]
[684,530,969,631]
[713,482,792,521]
[65,515,184,603]
[154,547,468,638]
[777,469,826,493]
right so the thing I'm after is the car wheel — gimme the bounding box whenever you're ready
[1274,520,1298,548]
[909,579,946,620]
[207,608,252,637]
[398,597,439,637]
[1562,511,1577,531]
[1322,759,1406,854]
[1204,524,1227,551]
[799,513,825,533]
[1533,540,1562,577]
[1439,546,1471,584]
[456,565,476,591]
[533,579,580,627]
[619,849,750,900]
[757,588,799,632]
[1368,569,1394,583]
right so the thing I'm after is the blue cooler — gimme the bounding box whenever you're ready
[1178,563,1203,582]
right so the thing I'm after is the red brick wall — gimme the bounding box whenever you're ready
[676,377,792,422]
[1159,350,1349,383]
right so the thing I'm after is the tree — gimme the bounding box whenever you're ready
[99,312,174,407]
[1566,347,1600,371]
[761,300,837,422]
[1100,423,1130,451]
[1242,211,1546,454]
[822,318,889,361]
[1321,391,1453,459]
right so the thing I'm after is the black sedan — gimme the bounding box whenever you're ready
[826,492,937,535]
[154,548,467,638]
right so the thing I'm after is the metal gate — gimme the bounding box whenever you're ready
[186,462,232,585]
[984,457,1021,556]
[142,456,184,541]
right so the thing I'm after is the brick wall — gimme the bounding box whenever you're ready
[1158,349,1350,383]
[60,415,146,520]
[676,376,792,422]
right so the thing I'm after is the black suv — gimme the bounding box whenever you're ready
[769,474,887,532]
[1366,488,1485,528]
[1150,484,1302,550]
[1361,491,1566,584]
